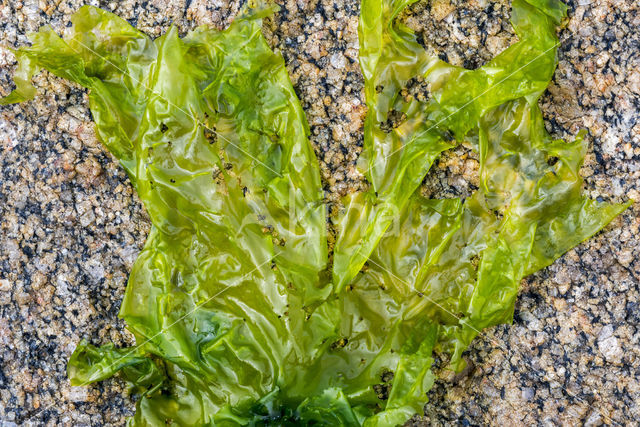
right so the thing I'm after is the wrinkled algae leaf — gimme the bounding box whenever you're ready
[1,0,629,425]
[334,0,570,289]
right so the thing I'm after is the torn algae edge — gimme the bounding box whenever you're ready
[1,0,630,426]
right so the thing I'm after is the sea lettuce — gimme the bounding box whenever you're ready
[333,0,569,290]
[1,0,629,425]
[4,4,336,424]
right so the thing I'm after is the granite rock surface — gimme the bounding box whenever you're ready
[0,0,638,425]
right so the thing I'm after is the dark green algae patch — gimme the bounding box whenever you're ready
[1,0,630,425]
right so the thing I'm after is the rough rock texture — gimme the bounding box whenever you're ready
[0,0,638,425]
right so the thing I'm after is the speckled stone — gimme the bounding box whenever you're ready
[0,0,638,425]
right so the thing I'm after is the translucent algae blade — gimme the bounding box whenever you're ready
[2,4,334,424]
[1,4,329,302]
[465,98,630,330]
[333,0,570,291]
[407,99,629,369]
